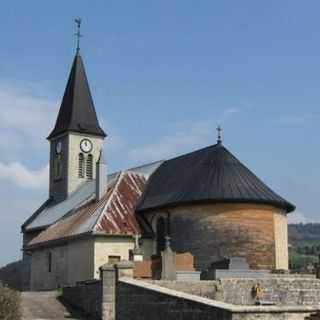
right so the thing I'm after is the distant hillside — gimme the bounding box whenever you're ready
[0,260,23,290]
[288,223,320,271]
[289,223,320,244]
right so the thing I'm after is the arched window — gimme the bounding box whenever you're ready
[86,154,93,179]
[78,153,84,178]
[156,217,166,255]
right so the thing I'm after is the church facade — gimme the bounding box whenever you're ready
[21,49,295,290]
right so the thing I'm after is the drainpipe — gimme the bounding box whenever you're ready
[96,150,107,201]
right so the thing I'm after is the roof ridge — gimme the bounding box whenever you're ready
[165,143,221,163]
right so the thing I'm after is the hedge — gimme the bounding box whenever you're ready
[0,287,21,320]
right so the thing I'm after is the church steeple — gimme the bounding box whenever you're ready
[47,51,106,140]
[48,44,106,203]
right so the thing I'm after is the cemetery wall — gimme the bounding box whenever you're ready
[63,280,102,319]
[62,263,320,320]
[147,278,320,306]
[117,278,317,320]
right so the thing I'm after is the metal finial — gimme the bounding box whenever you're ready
[217,125,223,144]
[74,18,82,53]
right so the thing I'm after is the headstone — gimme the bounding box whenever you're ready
[133,234,143,262]
[229,257,249,270]
[161,236,176,280]
[176,271,201,281]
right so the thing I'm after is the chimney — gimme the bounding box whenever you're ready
[96,150,107,201]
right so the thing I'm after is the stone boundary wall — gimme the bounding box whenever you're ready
[62,262,320,320]
[117,278,232,320]
[118,278,318,320]
[146,280,219,299]
[221,278,320,306]
[147,278,320,307]
[63,280,102,319]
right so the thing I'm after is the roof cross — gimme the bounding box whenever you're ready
[75,18,82,53]
[217,125,223,144]
[134,234,141,249]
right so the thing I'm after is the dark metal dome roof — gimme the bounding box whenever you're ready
[136,143,295,213]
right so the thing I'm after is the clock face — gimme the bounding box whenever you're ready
[80,139,93,153]
[55,141,62,154]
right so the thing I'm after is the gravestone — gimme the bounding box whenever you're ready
[161,236,176,280]
[132,234,143,262]
[229,257,249,270]
[204,256,269,279]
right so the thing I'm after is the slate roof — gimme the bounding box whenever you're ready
[27,171,151,249]
[136,143,295,213]
[47,52,106,139]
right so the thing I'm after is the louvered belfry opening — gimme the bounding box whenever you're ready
[86,154,93,179]
[78,153,84,178]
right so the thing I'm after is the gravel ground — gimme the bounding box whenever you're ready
[20,291,87,320]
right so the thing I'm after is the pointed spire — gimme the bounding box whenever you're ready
[48,52,106,139]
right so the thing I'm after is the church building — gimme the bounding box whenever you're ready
[21,47,295,290]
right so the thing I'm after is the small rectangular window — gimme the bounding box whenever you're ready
[48,252,52,273]
[108,256,121,264]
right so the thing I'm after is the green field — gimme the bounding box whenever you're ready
[288,223,320,271]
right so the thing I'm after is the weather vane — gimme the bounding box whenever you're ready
[75,18,82,52]
[217,125,223,144]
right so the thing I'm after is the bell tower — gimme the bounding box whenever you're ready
[47,48,106,203]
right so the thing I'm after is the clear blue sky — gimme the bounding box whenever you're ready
[0,0,319,266]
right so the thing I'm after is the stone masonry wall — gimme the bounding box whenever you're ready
[63,280,102,319]
[148,278,320,306]
[147,280,218,299]
[221,278,320,306]
[117,280,232,320]
[148,203,287,270]
[117,278,317,320]
[62,263,319,320]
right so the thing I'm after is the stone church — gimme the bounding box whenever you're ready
[21,49,295,290]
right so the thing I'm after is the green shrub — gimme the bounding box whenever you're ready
[0,287,21,320]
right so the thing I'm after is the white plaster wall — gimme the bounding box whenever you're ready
[49,132,104,202]
[30,245,68,290]
[30,236,154,289]
[93,237,154,278]
[30,238,94,290]
[93,237,134,278]
[67,238,95,284]
[273,212,289,270]
[68,133,104,195]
